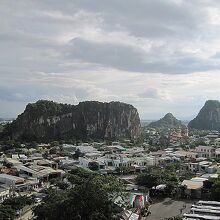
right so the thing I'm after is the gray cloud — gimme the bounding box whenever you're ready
[70,0,204,38]
[64,38,220,74]
[65,38,146,72]
[1,0,220,118]
[138,89,161,99]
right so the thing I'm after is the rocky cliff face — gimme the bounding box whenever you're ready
[148,113,183,128]
[7,100,141,141]
[188,100,220,130]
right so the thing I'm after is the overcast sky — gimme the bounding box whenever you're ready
[1,0,220,120]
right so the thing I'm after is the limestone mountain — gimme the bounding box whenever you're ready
[188,100,220,130]
[4,100,141,141]
[148,113,183,128]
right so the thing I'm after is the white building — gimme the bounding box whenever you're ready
[16,165,64,180]
[195,146,215,159]
[0,174,25,186]
[186,161,217,174]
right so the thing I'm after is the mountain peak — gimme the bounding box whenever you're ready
[5,100,141,141]
[148,113,182,128]
[188,100,220,130]
[204,100,220,107]
[164,113,175,119]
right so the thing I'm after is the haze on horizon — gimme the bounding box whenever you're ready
[1,0,220,120]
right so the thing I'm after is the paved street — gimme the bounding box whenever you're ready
[17,209,33,220]
[17,207,34,220]
[145,198,194,220]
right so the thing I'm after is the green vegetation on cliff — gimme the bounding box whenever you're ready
[4,100,141,141]
[148,113,183,129]
[25,100,72,118]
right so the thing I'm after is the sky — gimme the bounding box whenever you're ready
[1,0,220,120]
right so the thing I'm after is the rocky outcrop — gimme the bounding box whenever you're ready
[148,113,183,129]
[188,100,220,130]
[6,100,141,141]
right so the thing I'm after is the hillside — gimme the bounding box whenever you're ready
[4,100,141,141]
[148,113,183,129]
[188,100,220,130]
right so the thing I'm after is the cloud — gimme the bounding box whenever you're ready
[1,0,220,118]
[65,38,146,72]
[138,89,161,99]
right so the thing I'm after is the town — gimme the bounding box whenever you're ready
[2,1,220,219]
[0,117,220,219]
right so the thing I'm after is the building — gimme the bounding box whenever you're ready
[78,157,106,171]
[195,146,216,159]
[16,165,64,181]
[181,177,208,199]
[174,150,198,160]
[186,161,218,174]
[183,200,220,220]
[0,174,25,187]
[216,148,220,160]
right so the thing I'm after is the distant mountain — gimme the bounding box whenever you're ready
[148,113,183,128]
[4,100,141,141]
[0,118,14,123]
[140,119,155,127]
[188,100,220,130]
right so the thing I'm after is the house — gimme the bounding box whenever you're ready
[16,165,64,181]
[4,157,22,166]
[216,148,220,160]
[174,150,198,160]
[131,156,158,167]
[34,159,58,169]
[195,146,216,159]
[0,173,25,186]
[62,144,76,152]
[112,157,132,168]
[75,145,97,154]
[105,145,126,153]
[78,157,106,171]
[182,177,208,199]
[59,158,79,170]
[186,161,218,174]
[102,154,133,168]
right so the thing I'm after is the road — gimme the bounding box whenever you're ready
[17,208,33,220]
[145,198,194,220]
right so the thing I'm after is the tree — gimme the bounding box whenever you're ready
[0,196,34,220]
[49,147,58,155]
[136,173,159,188]
[72,148,84,159]
[202,178,220,201]
[50,178,69,190]
[0,205,16,220]
[136,165,179,198]
[211,179,220,201]
[3,196,34,211]
[50,141,59,148]
[115,166,130,175]
[34,168,124,220]
[34,183,116,220]
[88,161,99,171]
